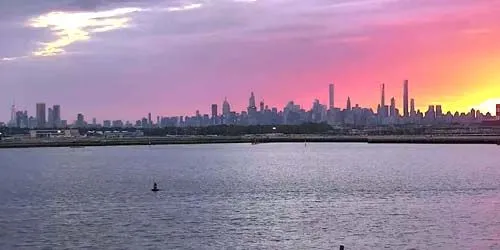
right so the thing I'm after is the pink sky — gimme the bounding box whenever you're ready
[1,0,499,122]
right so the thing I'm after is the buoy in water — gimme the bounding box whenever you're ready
[151,182,160,192]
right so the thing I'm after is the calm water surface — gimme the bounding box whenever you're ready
[1,143,500,249]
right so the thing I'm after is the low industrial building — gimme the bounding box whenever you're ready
[29,129,80,138]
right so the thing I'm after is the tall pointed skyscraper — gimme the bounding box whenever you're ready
[403,80,409,117]
[248,92,257,114]
[222,97,231,116]
[9,101,16,127]
[346,97,351,111]
[410,98,416,115]
[381,83,385,107]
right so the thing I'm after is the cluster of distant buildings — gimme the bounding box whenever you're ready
[3,81,500,129]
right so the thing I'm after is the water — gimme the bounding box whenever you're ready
[1,143,500,249]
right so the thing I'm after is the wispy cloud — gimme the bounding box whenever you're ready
[1,56,28,62]
[27,7,142,57]
[165,3,203,12]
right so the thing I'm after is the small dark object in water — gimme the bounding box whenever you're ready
[151,182,160,192]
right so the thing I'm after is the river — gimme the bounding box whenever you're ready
[1,143,499,249]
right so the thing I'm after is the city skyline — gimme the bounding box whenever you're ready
[1,0,500,120]
[4,81,499,126]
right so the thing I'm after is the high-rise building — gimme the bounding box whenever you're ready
[248,92,256,111]
[36,103,46,128]
[112,120,124,128]
[410,98,415,115]
[260,100,265,112]
[381,83,385,107]
[390,97,396,117]
[211,104,218,117]
[76,113,85,128]
[329,83,335,110]
[346,97,351,111]
[53,105,61,127]
[436,105,443,117]
[103,120,111,128]
[222,97,231,116]
[148,113,152,126]
[14,110,27,128]
[9,103,16,127]
[496,104,500,119]
[403,80,409,117]
[426,105,436,120]
[47,108,54,128]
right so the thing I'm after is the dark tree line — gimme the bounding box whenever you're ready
[133,123,335,136]
[2,122,499,138]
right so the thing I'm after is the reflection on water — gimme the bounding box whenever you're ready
[0,143,499,249]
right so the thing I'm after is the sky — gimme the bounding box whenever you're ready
[1,0,500,122]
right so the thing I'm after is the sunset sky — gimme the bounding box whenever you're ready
[1,0,500,121]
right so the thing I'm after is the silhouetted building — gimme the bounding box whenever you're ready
[103,120,111,128]
[47,107,54,128]
[425,105,436,122]
[211,104,218,117]
[390,97,396,117]
[112,120,124,128]
[497,104,500,119]
[436,105,443,117]
[75,113,85,128]
[403,80,409,117]
[329,83,335,110]
[410,98,415,115]
[248,92,257,114]
[53,105,61,127]
[381,83,385,107]
[222,97,231,116]
[36,103,46,128]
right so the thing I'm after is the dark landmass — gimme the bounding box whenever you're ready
[0,135,499,149]
[1,123,499,148]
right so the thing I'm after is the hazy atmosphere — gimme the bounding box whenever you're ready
[1,0,500,121]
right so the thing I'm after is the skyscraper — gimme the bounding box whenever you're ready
[436,105,443,117]
[9,102,16,127]
[248,92,257,116]
[381,83,385,107]
[346,97,351,111]
[222,97,231,116]
[249,92,256,109]
[260,100,265,112]
[496,104,500,119]
[53,105,61,128]
[211,104,218,117]
[76,113,85,128]
[47,107,54,128]
[390,97,396,117]
[403,80,409,117]
[410,98,415,115]
[329,83,335,110]
[36,103,46,128]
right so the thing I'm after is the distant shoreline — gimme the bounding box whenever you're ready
[1,135,499,149]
